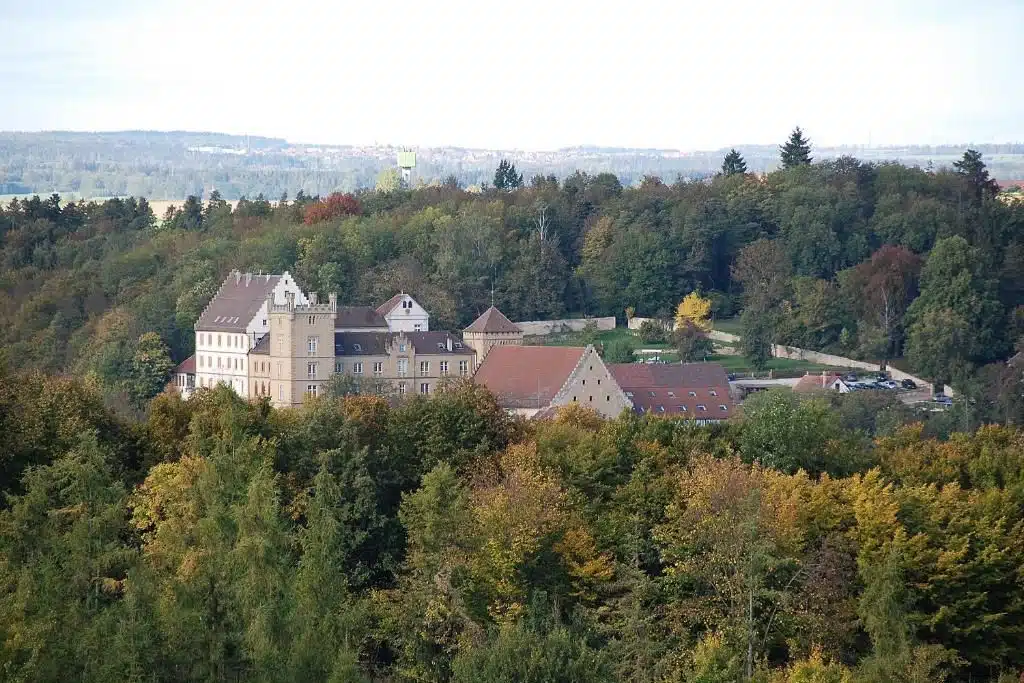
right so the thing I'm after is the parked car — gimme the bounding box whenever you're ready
[844,373,858,382]
[932,395,953,405]
[901,378,917,389]
[879,380,899,390]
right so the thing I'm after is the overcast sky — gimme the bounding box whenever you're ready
[1,0,1020,150]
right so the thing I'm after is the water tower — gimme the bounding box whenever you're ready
[397,149,416,186]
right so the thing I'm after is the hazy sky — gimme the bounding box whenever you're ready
[1,0,1020,150]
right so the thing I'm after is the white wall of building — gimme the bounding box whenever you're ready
[195,272,307,398]
[384,295,430,332]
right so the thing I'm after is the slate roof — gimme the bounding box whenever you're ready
[608,362,734,418]
[464,306,521,334]
[197,271,280,332]
[793,372,843,393]
[173,355,196,375]
[333,331,472,356]
[335,306,388,330]
[250,333,270,355]
[473,346,586,409]
[376,293,407,316]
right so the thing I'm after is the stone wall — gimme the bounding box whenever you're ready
[516,316,616,336]
[704,330,949,395]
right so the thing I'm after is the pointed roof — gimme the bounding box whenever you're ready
[464,306,521,334]
[792,372,844,393]
[376,293,408,316]
[173,355,196,375]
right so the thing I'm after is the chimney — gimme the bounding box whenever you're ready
[328,293,337,310]
[310,291,318,306]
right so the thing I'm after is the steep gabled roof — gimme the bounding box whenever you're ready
[473,346,586,409]
[376,293,408,316]
[197,271,280,332]
[608,362,734,417]
[464,306,521,334]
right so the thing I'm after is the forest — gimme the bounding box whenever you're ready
[2,370,1024,682]
[0,139,1022,416]
[2,139,1024,681]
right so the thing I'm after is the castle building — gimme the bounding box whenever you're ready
[462,306,524,361]
[376,293,430,332]
[193,270,306,396]
[331,330,475,400]
[249,291,337,406]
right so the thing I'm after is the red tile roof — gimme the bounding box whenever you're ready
[376,293,407,316]
[793,372,843,393]
[173,355,196,375]
[474,345,585,409]
[464,306,521,334]
[608,362,733,418]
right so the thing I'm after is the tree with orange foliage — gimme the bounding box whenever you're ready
[302,192,361,225]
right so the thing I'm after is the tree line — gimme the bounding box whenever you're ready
[1,134,1022,412]
[2,368,1024,681]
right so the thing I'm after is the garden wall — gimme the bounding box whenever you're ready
[516,316,616,336]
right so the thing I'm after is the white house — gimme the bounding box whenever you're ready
[193,270,307,396]
[376,292,430,332]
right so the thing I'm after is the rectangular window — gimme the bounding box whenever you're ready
[419,361,430,375]
[439,361,449,375]
[306,384,318,397]
[279,383,283,401]
[373,362,383,376]
[218,334,222,347]
[278,335,284,353]
[414,323,422,331]
[307,336,318,355]
[397,359,408,377]
[217,357,222,369]
[398,382,407,395]
[420,383,430,395]
[399,342,407,353]
[335,360,344,373]
[353,362,363,375]
[307,362,318,379]
[459,360,468,376]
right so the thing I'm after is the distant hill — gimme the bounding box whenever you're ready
[2,130,1023,200]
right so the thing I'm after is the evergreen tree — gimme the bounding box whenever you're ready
[953,149,999,202]
[780,127,813,169]
[493,159,524,191]
[721,148,748,176]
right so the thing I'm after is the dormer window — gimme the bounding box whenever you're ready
[353,343,362,352]
[710,390,718,397]
[697,404,707,411]
[688,391,697,397]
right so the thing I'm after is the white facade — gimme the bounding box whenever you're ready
[194,272,307,397]
[382,294,430,332]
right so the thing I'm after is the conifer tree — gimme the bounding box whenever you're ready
[721,148,748,176]
[780,127,813,169]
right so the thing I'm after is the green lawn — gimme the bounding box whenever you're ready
[712,316,743,335]
[530,326,672,350]
[707,354,844,377]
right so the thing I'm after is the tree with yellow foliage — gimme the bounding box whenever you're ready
[676,292,713,332]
